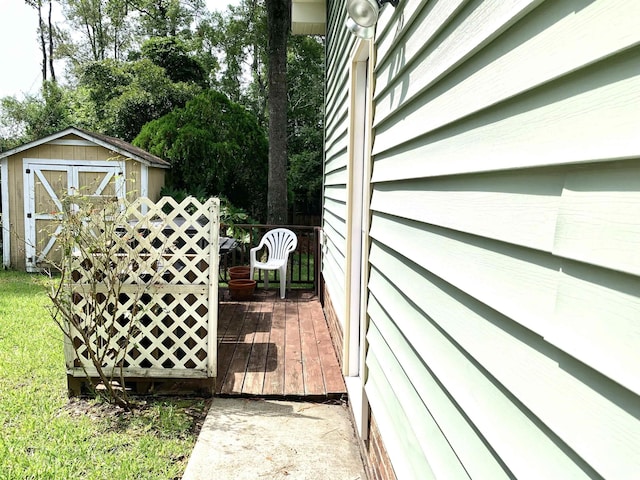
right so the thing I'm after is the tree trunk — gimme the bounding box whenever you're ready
[37,1,47,82]
[48,0,56,82]
[266,0,290,225]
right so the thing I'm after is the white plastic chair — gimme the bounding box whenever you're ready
[249,228,298,299]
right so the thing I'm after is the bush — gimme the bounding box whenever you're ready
[134,91,268,220]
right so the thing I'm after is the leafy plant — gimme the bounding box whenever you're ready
[44,190,169,410]
[219,195,256,245]
[159,187,257,246]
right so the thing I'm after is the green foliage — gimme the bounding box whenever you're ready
[194,3,325,219]
[287,35,324,216]
[159,184,208,205]
[0,56,203,145]
[135,90,268,220]
[289,149,323,215]
[219,195,256,244]
[141,37,208,87]
[195,1,268,120]
[58,0,134,62]
[57,0,205,63]
[77,58,202,140]
[0,81,72,147]
[1,1,325,221]
[132,0,206,38]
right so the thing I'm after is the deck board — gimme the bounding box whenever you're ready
[299,299,325,396]
[217,301,254,394]
[284,301,304,395]
[215,302,241,393]
[241,299,272,394]
[262,298,286,396]
[311,296,346,393]
[217,289,346,399]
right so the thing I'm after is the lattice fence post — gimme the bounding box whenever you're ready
[207,198,219,379]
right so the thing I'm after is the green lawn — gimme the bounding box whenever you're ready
[0,270,207,479]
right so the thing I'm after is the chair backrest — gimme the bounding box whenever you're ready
[259,228,297,260]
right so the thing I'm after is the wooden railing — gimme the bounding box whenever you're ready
[219,224,321,295]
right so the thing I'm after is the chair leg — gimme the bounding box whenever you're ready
[280,265,287,299]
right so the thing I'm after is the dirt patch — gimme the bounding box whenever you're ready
[59,396,212,437]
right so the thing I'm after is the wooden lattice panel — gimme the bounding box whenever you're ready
[65,196,219,380]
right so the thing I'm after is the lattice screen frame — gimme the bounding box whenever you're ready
[64,196,220,382]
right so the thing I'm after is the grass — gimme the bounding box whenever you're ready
[0,270,208,480]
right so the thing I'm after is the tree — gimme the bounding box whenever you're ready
[287,35,324,217]
[0,81,71,146]
[194,1,267,120]
[0,42,204,145]
[193,1,325,219]
[127,0,205,37]
[26,0,57,82]
[58,0,133,63]
[265,0,290,224]
[6,0,324,223]
[141,36,207,87]
[56,0,204,65]
[133,90,268,219]
[76,58,202,140]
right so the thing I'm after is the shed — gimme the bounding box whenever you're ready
[0,127,169,271]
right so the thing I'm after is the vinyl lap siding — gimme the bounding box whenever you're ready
[360,0,640,478]
[322,0,357,330]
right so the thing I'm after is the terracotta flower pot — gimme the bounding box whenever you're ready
[228,279,256,300]
[228,265,251,280]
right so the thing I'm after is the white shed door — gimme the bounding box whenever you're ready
[24,162,124,272]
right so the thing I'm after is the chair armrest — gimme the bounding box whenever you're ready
[250,234,268,260]
[249,244,261,266]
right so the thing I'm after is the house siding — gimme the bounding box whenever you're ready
[322,0,357,337]
[324,0,640,478]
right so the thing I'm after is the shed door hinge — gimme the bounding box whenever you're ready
[26,213,32,218]
[25,168,31,174]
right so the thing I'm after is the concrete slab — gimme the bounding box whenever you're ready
[182,397,367,480]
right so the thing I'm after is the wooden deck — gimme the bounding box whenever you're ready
[216,289,346,399]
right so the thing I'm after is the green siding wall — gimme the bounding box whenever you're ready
[322,0,355,329]
[323,0,640,478]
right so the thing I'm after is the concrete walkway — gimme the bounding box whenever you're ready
[182,397,367,480]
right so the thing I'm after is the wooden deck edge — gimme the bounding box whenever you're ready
[67,375,215,397]
[214,392,348,402]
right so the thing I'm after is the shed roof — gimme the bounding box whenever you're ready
[0,127,170,168]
